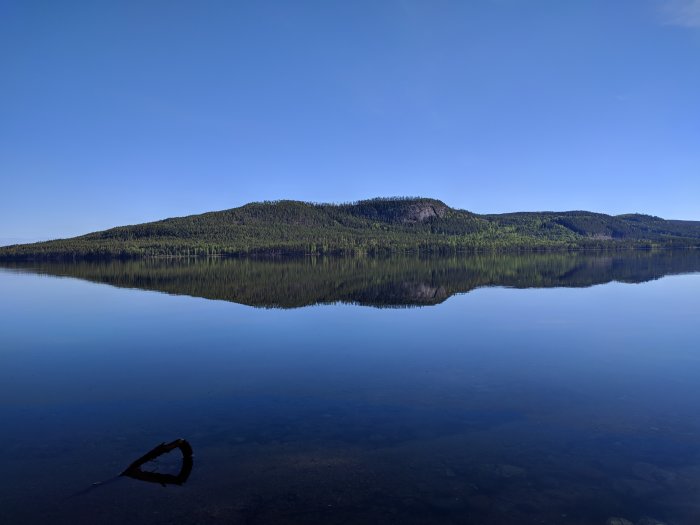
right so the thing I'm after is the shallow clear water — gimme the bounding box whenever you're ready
[1,253,700,524]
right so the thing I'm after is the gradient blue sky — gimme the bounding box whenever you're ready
[1,0,699,244]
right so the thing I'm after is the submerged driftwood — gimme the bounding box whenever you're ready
[120,438,194,486]
[65,438,194,501]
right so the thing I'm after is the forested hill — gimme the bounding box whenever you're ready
[1,197,700,260]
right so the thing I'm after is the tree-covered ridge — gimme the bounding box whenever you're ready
[1,197,699,260]
[4,251,700,309]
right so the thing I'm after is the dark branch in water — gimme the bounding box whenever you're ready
[65,438,194,501]
[120,438,194,487]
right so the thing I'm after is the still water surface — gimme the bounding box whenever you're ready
[1,252,700,524]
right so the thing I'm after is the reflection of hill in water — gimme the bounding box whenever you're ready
[3,251,700,308]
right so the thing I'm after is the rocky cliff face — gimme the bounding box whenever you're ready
[399,201,448,223]
[345,198,450,224]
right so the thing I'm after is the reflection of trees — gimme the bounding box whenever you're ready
[3,251,700,309]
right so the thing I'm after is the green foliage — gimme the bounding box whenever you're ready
[1,198,699,260]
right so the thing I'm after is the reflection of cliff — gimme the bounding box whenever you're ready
[3,250,700,309]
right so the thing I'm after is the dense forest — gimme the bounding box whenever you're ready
[4,250,699,308]
[1,197,700,260]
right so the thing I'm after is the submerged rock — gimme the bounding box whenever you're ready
[428,495,467,512]
[631,462,676,485]
[493,463,526,478]
[606,518,633,525]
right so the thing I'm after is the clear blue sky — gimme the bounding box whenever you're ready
[1,0,699,244]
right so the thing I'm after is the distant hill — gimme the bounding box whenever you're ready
[1,197,699,260]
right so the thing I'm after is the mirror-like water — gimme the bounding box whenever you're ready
[1,252,700,524]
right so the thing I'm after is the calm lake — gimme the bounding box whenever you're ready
[1,251,700,525]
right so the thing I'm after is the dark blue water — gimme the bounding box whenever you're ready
[1,254,700,524]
